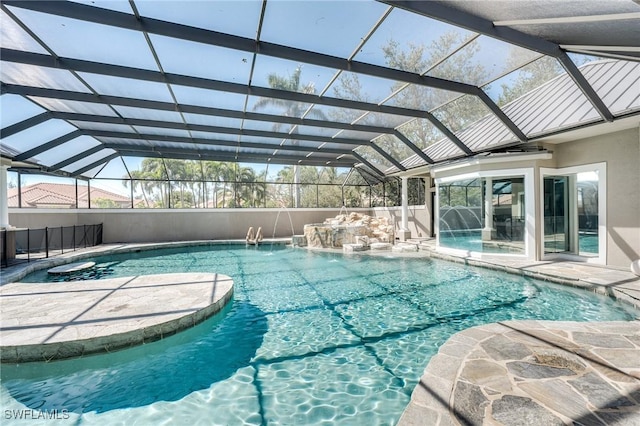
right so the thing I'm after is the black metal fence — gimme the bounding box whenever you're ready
[1,224,103,268]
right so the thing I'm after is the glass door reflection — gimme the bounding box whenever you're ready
[544,176,569,254]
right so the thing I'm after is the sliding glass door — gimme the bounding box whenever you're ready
[576,172,599,256]
[544,176,570,254]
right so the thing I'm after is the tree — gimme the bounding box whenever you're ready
[497,55,562,107]
[121,158,368,209]
[164,159,190,207]
[123,169,151,207]
[124,159,195,208]
[92,198,122,209]
[265,165,349,208]
[170,190,194,208]
[229,164,261,208]
[202,161,227,208]
[121,158,167,208]
[253,66,326,207]
[316,167,348,208]
[389,33,489,145]
[329,32,490,171]
[123,159,264,208]
[332,34,573,208]
[140,158,169,207]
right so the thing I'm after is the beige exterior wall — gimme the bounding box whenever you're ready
[546,127,640,267]
[8,208,359,243]
[10,130,635,266]
[7,207,432,244]
[372,205,431,239]
[431,153,553,261]
[431,156,554,180]
[7,210,82,228]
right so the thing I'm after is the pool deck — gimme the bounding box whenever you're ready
[0,271,233,363]
[398,320,640,425]
[1,240,639,424]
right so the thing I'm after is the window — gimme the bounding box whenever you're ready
[437,170,532,256]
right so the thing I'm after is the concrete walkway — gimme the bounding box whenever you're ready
[0,272,233,363]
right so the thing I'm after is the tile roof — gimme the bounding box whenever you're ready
[7,182,130,208]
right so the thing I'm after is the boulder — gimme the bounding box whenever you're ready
[303,213,395,249]
[343,243,366,253]
[292,235,307,247]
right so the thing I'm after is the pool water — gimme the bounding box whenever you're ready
[438,230,525,254]
[579,232,599,254]
[440,231,599,256]
[2,245,637,425]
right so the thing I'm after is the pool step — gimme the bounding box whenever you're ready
[392,243,419,253]
[48,261,96,275]
[370,242,392,251]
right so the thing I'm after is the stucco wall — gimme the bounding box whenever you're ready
[372,206,431,239]
[8,208,358,243]
[7,211,81,228]
[8,207,431,244]
[548,127,640,267]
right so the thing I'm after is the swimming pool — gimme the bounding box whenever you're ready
[2,245,637,425]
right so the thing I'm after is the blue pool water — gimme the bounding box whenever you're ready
[2,245,637,425]
[579,233,599,254]
[439,231,525,254]
[440,231,599,255]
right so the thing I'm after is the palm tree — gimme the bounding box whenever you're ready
[140,158,169,207]
[183,160,202,208]
[123,169,151,207]
[230,165,257,207]
[163,159,188,207]
[202,161,220,208]
[253,66,326,207]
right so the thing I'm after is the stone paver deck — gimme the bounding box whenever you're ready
[0,272,233,363]
[398,320,640,426]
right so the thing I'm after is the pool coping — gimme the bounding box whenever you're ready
[304,240,640,311]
